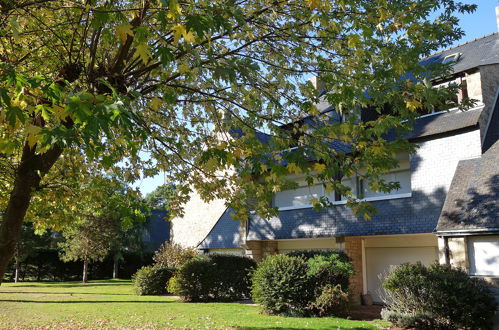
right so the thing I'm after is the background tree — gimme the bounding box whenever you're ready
[57,174,147,283]
[0,0,476,283]
[11,223,52,282]
[59,215,114,283]
[144,184,175,211]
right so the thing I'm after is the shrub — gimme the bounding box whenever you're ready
[380,309,436,329]
[306,252,354,292]
[132,266,174,295]
[153,242,198,269]
[309,284,349,317]
[169,254,256,302]
[251,254,313,315]
[382,262,497,329]
[252,252,355,317]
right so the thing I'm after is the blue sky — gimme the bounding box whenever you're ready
[133,1,498,196]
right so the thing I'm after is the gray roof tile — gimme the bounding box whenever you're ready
[436,140,499,233]
[422,33,499,74]
[198,208,241,249]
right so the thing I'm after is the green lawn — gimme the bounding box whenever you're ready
[0,279,388,329]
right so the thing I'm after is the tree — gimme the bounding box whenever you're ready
[144,184,175,211]
[11,223,52,282]
[0,0,476,283]
[58,215,114,283]
[57,174,146,282]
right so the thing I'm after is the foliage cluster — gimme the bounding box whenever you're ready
[132,266,175,296]
[251,252,354,316]
[152,242,198,269]
[168,254,257,302]
[382,263,497,329]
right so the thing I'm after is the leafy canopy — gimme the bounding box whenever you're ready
[0,0,476,222]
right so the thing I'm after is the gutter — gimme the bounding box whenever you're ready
[434,227,499,236]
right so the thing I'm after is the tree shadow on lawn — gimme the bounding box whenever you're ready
[0,291,129,296]
[8,282,130,288]
[234,327,375,330]
[0,299,173,304]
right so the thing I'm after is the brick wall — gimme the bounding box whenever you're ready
[344,237,363,305]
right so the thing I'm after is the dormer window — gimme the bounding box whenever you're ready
[442,52,461,65]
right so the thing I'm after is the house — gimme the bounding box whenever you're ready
[172,28,499,305]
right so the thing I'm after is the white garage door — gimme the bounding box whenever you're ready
[468,236,499,276]
[365,247,438,303]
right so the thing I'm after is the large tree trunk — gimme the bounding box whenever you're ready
[113,255,119,279]
[82,259,89,283]
[0,143,63,285]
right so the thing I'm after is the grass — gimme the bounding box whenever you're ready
[0,279,389,329]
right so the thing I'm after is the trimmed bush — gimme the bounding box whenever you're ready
[306,252,354,292]
[382,262,497,329]
[251,254,313,316]
[251,252,355,317]
[309,284,349,317]
[132,266,174,295]
[169,254,256,302]
[153,242,198,269]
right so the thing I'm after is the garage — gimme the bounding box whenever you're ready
[363,234,438,303]
[468,235,499,276]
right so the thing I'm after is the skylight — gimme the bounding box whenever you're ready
[442,53,461,64]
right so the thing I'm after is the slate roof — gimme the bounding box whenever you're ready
[421,32,499,74]
[198,208,241,249]
[142,209,170,252]
[435,140,499,234]
[248,191,446,240]
[404,106,483,140]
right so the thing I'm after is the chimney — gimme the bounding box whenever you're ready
[309,76,326,95]
[496,6,499,32]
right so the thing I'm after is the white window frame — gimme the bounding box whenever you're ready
[274,166,412,211]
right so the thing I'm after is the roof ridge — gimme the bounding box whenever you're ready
[424,32,499,59]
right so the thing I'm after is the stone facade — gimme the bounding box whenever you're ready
[170,189,227,248]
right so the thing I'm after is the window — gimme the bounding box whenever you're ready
[273,184,323,209]
[442,53,461,65]
[273,157,411,210]
[341,158,411,201]
[273,178,337,210]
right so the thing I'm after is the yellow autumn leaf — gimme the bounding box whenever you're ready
[25,124,41,148]
[305,0,321,10]
[149,97,163,111]
[171,24,195,44]
[406,100,423,111]
[52,104,66,120]
[286,162,302,175]
[183,30,195,43]
[260,164,268,172]
[178,62,190,74]
[348,35,360,48]
[233,148,245,158]
[134,43,151,64]
[115,24,134,44]
[167,0,182,19]
[313,162,326,173]
[172,25,186,44]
